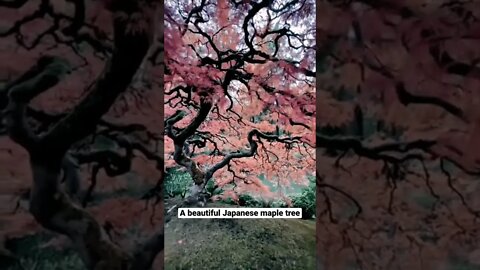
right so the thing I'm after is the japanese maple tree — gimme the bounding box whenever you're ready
[317,1,480,269]
[164,0,316,206]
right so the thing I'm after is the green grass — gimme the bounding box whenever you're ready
[165,202,316,270]
[4,233,84,270]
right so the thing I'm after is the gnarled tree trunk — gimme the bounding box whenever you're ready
[29,152,131,269]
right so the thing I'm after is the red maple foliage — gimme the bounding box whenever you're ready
[164,0,316,203]
[317,1,480,269]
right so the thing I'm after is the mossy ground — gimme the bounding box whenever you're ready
[3,233,83,270]
[165,202,316,270]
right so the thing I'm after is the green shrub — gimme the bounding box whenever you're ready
[205,180,223,197]
[237,194,258,206]
[222,194,286,208]
[164,168,191,198]
[291,177,316,219]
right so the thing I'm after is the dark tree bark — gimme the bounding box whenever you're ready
[353,104,363,138]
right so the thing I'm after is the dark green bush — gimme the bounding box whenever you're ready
[205,180,224,197]
[291,177,315,219]
[164,168,191,198]
[222,194,286,208]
